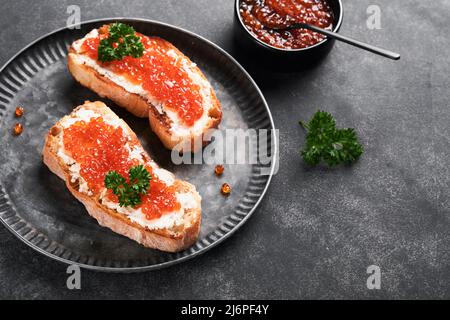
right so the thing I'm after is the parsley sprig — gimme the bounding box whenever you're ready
[104,165,151,207]
[98,22,145,63]
[299,111,363,166]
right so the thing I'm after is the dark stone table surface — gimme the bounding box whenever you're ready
[0,0,448,299]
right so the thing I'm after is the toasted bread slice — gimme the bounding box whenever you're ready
[67,26,222,152]
[42,101,201,252]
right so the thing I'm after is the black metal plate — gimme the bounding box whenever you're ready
[0,18,276,271]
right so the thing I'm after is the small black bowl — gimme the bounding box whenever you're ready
[233,0,344,69]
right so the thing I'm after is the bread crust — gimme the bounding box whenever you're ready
[67,31,222,152]
[42,101,201,252]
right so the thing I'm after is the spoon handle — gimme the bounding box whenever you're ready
[298,24,401,60]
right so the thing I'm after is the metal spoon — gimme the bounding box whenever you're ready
[268,22,400,60]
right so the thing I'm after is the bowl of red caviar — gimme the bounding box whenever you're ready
[234,0,343,65]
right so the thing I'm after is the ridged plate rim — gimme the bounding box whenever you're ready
[0,17,277,272]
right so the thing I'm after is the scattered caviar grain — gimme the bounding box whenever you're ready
[15,107,24,117]
[221,183,231,196]
[50,126,61,136]
[13,123,23,136]
[214,164,224,176]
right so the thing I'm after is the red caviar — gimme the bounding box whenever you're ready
[13,123,23,135]
[63,117,180,220]
[239,0,334,49]
[15,107,24,117]
[214,164,224,176]
[139,182,180,220]
[221,183,231,196]
[81,31,204,127]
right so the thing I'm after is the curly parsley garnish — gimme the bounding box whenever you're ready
[104,165,151,207]
[98,22,145,63]
[299,111,363,166]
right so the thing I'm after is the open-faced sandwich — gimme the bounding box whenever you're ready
[42,101,201,252]
[67,23,222,152]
